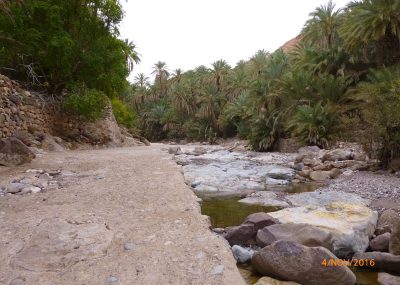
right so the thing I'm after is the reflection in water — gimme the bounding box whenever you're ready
[201,197,281,228]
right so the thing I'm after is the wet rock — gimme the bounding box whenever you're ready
[353,252,400,274]
[265,177,290,186]
[377,272,400,285]
[309,170,331,181]
[224,223,255,246]
[11,218,113,272]
[168,146,181,155]
[244,213,279,231]
[256,223,334,251]
[255,276,300,285]
[370,233,390,252]
[252,241,356,285]
[239,192,289,208]
[269,202,377,257]
[389,217,400,255]
[0,137,35,166]
[232,245,254,263]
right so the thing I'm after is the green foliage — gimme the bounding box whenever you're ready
[0,0,139,96]
[352,67,400,166]
[63,84,108,120]
[287,103,338,148]
[111,99,136,129]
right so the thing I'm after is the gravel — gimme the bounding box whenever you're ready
[319,171,400,213]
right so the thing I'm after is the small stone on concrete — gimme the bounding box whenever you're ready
[106,276,118,284]
[212,265,224,275]
[124,242,135,251]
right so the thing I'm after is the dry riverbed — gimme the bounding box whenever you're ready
[0,145,244,285]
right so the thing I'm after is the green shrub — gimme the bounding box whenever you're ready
[353,67,400,167]
[111,98,136,128]
[287,102,338,148]
[63,84,108,120]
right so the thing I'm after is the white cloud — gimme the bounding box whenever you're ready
[120,0,350,81]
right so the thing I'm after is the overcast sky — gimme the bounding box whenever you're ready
[120,0,350,81]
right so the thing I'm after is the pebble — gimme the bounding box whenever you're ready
[212,265,224,275]
[123,242,136,251]
[106,276,118,284]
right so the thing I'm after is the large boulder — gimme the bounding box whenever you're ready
[376,209,400,235]
[40,134,65,152]
[353,252,400,274]
[252,241,356,285]
[224,213,279,246]
[322,149,354,162]
[389,217,400,255]
[309,170,331,181]
[377,272,400,285]
[79,105,123,146]
[369,233,390,252]
[269,202,377,257]
[256,223,334,251]
[0,137,36,166]
[255,276,300,285]
[168,146,181,155]
[286,191,370,207]
[265,166,295,180]
[244,213,280,230]
[224,223,255,246]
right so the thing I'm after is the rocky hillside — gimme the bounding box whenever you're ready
[0,74,147,166]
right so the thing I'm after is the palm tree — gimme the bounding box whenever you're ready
[302,0,342,50]
[339,0,400,66]
[134,73,149,88]
[123,39,141,73]
[227,63,249,99]
[151,61,169,97]
[198,84,224,132]
[171,68,183,84]
[249,50,270,77]
[210,60,231,91]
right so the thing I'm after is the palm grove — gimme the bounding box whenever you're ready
[126,0,400,167]
[1,0,400,167]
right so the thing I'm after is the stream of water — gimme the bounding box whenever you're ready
[198,184,379,285]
